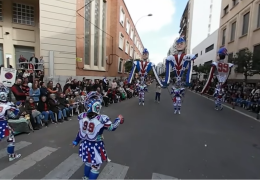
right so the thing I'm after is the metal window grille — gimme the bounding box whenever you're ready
[13,3,34,26]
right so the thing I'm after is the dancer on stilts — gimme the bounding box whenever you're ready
[127,48,163,86]
[201,47,233,110]
[137,81,148,106]
[72,91,124,180]
[0,83,21,161]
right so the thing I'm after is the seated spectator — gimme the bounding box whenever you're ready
[65,85,73,97]
[11,78,26,103]
[58,93,71,120]
[48,94,63,122]
[96,87,109,107]
[29,82,40,103]
[37,96,56,126]
[74,92,84,113]
[25,98,43,129]
[40,82,48,98]
[8,101,30,134]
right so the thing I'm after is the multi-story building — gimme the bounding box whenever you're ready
[76,0,144,80]
[218,0,260,80]
[181,0,221,53]
[179,1,189,47]
[192,29,219,66]
[156,62,165,75]
[0,0,76,80]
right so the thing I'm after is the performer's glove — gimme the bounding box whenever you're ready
[72,141,78,146]
[118,115,124,124]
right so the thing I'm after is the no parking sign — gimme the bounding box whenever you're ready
[0,67,17,87]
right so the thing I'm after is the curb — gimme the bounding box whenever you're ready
[188,90,260,123]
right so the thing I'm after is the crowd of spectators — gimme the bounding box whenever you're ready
[9,76,141,133]
[191,79,260,113]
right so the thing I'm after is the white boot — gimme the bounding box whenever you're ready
[178,111,181,115]
[139,102,141,105]
[174,110,177,114]
[142,102,144,106]
[9,154,21,162]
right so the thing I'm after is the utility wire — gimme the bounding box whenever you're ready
[76,0,113,38]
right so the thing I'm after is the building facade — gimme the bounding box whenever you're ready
[0,0,77,80]
[192,29,218,66]
[76,0,144,79]
[181,0,221,53]
[156,62,165,75]
[218,0,260,80]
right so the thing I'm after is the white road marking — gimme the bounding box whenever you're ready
[152,172,178,179]
[189,90,260,123]
[98,162,129,179]
[42,153,83,179]
[0,146,57,179]
[0,141,32,159]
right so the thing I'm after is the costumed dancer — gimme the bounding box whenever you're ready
[72,91,124,180]
[200,47,233,109]
[137,82,148,106]
[0,84,21,162]
[163,36,197,87]
[171,83,183,114]
[213,85,225,110]
[127,48,163,86]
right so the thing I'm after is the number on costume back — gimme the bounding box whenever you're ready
[217,63,229,73]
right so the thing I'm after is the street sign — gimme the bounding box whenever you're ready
[0,67,17,87]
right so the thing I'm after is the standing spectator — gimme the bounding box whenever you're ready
[29,82,40,103]
[111,79,117,89]
[102,77,108,91]
[155,83,161,103]
[29,54,39,69]
[37,96,56,126]
[11,78,26,103]
[57,93,70,120]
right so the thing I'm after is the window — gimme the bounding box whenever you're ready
[205,44,214,53]
[118,58,123,72]
[119,7,125,26]
[94,0,100,66]
[228,53,233,63]
[257,4,260,28]
[13,3,35,25]
[223,5,229,16]
[0,1,2,21]
[222,28,226,45]
[201,51,202,55]
[125,41,129,54]
[253,45,260,69]
[232,0,238,7]
[134,36,137,45]
[130,46,133,57]
[130,28,134,39]
[230,21,236,41]
[119,33,124,50]
[242,12,250,35]
[126,20,130,34]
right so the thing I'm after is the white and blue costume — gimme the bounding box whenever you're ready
[137,83,148,106]
[127,48,163,86]
[213,86,224,110]
[171,86,183,114]
[163,36,196,86]
[73,91,124,180]
[0,83,21,162]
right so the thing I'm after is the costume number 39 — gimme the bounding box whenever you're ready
[83,120,95,133]
[217,63,229,73]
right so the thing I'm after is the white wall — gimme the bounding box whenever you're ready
[187,0,221,53]
[192,29,218,66]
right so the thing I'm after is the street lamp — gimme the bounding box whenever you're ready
[132,14,152,59]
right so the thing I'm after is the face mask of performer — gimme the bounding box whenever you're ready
[176,36,186,52]
[142,48,149,61]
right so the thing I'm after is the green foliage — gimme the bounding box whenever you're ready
[232,49,260,81]
[194,64,211,74]
[124,61,133,73]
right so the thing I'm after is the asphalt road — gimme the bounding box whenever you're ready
[0,83,260,179]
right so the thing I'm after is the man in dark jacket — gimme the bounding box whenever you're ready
[40,82,48,98]
[58,93,71,120]
[11,78,26,103]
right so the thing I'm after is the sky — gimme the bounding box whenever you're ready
[124,0,189,65]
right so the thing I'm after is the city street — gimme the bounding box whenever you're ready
[0,83,260,179]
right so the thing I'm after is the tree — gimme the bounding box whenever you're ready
[232,49,260,82]
[124,60,133,73]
